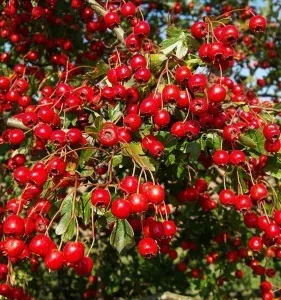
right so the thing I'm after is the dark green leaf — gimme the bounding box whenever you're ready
[121,142,155,171]
[78,193,91,225]
[78,148,97,167]
[62,218,76,242]
[55,212,72,235]
[186,141,201,161]
[88,60,109,79]
[110,219,135,254]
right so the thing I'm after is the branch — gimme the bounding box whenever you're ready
[87,0,125,44]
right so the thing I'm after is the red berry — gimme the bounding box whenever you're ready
[191,22,208,39]
[219,189,235,206]
[44,249,64,271]
[104,11,120,28]
[3,238,25,257]
[249,15,267,33]
[74,256,93,276]
[234,195,252,211]
[91,188,111,207]
[138,238,158,257]
[8,129,25,145]
[229,150,246,165]
[128,193,148,213]
[248,236,262,251]
[250,183,268,201]
[99,123,118,147]
[134,21,150,37]
[263,123,280,141]
[162,220,177,237]
[213,150,229,166]
[63,241,84,264]
[207,84,226,103]
[29,234,55,257]
[119,176,138,194]
[3,215,25,236]
[111,199,131,219]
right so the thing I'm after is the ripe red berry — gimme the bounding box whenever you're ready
[244,212,259,228]
[104,11,120,28]
[220,25,239,45]
[123,113,142,131]
[249,15,267,33]
[74,256,93,276]
[138,238,158,258]
[63,241,85,264]
[263,123,280,141]
[8,129,25,145]
[99,123,119,147]
[219,189,235,206]
[264,139,281,153]
[188,74,207,92]
[190,98,208,116]
[207,84,227,103]
[145,184,165,204]
[250,183,268,201]
[162,220,177,237]
[248,236,262,251]
[134,21,150,37]
[213,150,229,166]
[119,176,138,194]
[47,157,66,177]
[191,22,208,39]
[229,150,246,165]
[234,195,252,211]
[3,238,25,257]
[29,234,55,257]
[223,125,241,142]
[120,1,136,18]
[3,215,25,236]
[162,84,180,102]
[175,66,192,84]
[111,199,131,219]
[91,188,111,207]
[44,249,64,271]
[128,193,148,213]
[265,224,281,239]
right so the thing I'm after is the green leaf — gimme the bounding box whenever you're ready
[89,60,109,79]
[104,211,116,227]
[56,212,72,235]
[185,141,201,161]
[166,26,183,37]
[61,194,73,215]
[121,142,155,171]
[110,219,135,254]
[239,134,257,149]
[264,156,281,179]
[160,26,190,59]
[206,133,222,150]
[148,54,167,72]
[80,166,95,177]
[109,102,122,122]
[112,155,123,168]
[62,218,75,242]
[78,148,97,167]
[177,163,186,179]
[240,129,265,154]
[55,194,73,235]
[78,193,91,225]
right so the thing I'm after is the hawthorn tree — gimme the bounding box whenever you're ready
[0,0,280,299]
